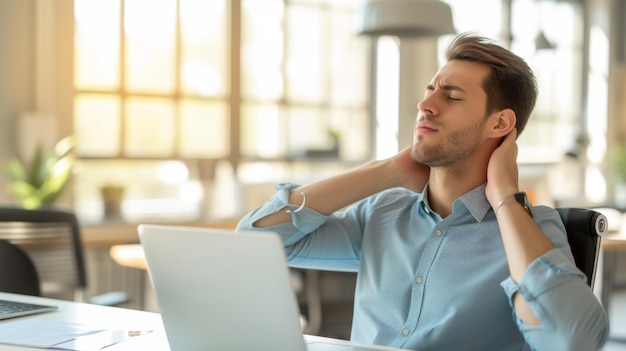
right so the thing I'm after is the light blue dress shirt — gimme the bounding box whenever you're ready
[236,183,609,351]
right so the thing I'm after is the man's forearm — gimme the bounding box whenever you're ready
[254,159,409,227]
[495,201,554,324]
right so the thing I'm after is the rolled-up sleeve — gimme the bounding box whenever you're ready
[237,183,329,243]
[236,182,364,271]
[500,249,610,351]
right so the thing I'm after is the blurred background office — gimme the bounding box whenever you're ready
[1,0,625,223]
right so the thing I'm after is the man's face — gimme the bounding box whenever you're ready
[411,59,492,168]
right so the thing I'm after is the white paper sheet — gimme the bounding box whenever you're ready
[0,319,151,350]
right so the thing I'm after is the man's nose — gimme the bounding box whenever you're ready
[417,95,437,116]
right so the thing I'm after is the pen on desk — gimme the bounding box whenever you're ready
[128,330,142,337]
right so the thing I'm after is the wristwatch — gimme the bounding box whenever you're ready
[513,191,534,218]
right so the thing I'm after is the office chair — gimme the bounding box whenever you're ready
[556,208,608,288]
[0,206,128,306]
[0,239,41,296]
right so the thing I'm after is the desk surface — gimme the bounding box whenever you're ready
[0,293,400,351]
[0,292,168,350]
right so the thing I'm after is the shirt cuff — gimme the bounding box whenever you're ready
[501,248,586,305]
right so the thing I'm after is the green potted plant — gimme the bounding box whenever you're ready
[614,143,626,182]
[5,136,75,209]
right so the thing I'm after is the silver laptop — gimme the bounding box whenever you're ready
[138,224,403,351]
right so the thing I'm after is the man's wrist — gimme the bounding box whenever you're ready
[494,191,534,218]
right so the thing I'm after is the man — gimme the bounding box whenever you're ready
[237,33,609,351]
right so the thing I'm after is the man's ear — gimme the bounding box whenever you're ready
[489,109,516,138]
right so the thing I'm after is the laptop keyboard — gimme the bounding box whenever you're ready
[0,300,57,319]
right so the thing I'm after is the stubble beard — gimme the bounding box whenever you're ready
[411,118,486,169]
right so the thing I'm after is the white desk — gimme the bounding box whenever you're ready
[0,292,400,351]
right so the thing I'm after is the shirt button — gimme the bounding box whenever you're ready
[435,229,442,236]
[415,277,423,284]
[402,329,410,335]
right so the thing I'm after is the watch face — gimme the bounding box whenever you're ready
[514,192,533,218]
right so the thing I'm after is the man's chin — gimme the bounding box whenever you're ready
[410,147,431,165]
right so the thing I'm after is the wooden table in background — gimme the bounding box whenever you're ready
[110,244,147,270]
[82,219,240,247]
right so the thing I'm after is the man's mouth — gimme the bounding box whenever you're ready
[415,121,439,133]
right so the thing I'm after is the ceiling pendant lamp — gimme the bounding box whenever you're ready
[356,0,455,38]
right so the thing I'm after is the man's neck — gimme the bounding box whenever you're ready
[426,167,487,218]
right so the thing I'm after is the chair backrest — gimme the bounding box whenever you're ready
[556,208,608,288]
[0,239,41,296]
[0,207,87,301]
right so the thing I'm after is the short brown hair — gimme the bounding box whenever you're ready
[446,33,537,135]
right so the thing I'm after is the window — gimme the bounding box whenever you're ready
[74,0,230,159]
[73,0,591,219]
[73,0,369,221]
[239,0,369,161]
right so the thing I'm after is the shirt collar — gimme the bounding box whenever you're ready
[419,183,491,222]
[459,183,491,222]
